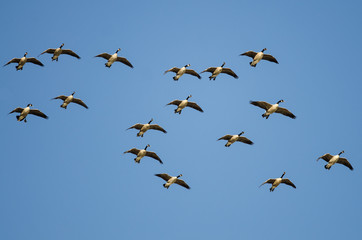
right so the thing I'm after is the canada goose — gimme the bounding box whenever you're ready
[39,43,80,61]
[95,48,133,68]
[155,173,190,189]
[127,118,167,137]
[260,172,296,192]
[52,92,88,109]
[4,52,44,70]
[164,64,201,81]
[9,104,48,122]
[250,100,296,119]
[124,144,163,164]
[166,95,203,114]
[200,62,238,80]
[218,131,253,147]
[317,151,353,170]
[240,48,278,67]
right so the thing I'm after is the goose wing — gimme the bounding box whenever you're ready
[175,179,190,189]
[52,95,68,101]
[240,51,257,58]
[186,102,204,112]
[149,124,167,133]
[250,101,272,110]
[237,136,253,145]
[200,67,216,74]
[166,100,182,106]
[155,173,172,182]
[217,135,232,141]
[164,67,180,74]
[29,109,48,119]
[27,58,44,66]
[260,179,275,187]
[127,123,144,130]
[337,157,353,170]
[185,69,201,79]
[221,68,238,79]
[39,49,56,56]
[317,154,333,162]
[275,107,296,119]
[124,148,140,155]
[262,54,278,64]
[116,57,133,68]
[281,179,296,188]
[61,49,81,59]
[145,151,163,164]
[95,53,112,60]
[4,58,21,66]
[72,98,88,109]
[9,107,24,114]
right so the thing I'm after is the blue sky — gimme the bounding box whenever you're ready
[1,1,361,239]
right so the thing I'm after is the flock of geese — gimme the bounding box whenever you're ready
[4,44,354,192]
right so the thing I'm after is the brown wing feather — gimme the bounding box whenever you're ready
[52,95,68,101]
[259,179,276,187]
[185,69,201,79]
[4,58,21,66]
[250,101,272,110]
[186,102,203,112]
[145,151,163,164]
[237,136,253,145]
[9,107,23,114]
[281,179,296,188]
[26,58,44,66]
[127,123,144,130]
[155,173,171,182]
[124,148,140,155]
[337,158,353,170]
[240,51,257,58]
[72,98,88,109]
[175,179,190,189]
[275,107,296,119]
[61,49,81,59]
[39,49,56,56]
[262,54,278,64]
[317,154,333,162]
[218,135,232,141]
[200,67,216,74]
[95,53,112,60]
[164,67,180,74]
[166,100,182,106]
[116,57,133,68]
[149,124,167,133]
[221,68,238,79]
[29,109,48,119]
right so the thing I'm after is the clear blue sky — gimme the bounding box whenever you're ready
[1,1,361,239]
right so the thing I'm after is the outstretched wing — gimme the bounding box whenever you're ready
[250,101,272,110]
[221,68,238,79]
[262,54,278,64]
[217,135,232,141]
[4,58,21,66]
[127,123,144,130]
[124,148,140,155]
[317,154,333,162]
[61,49,81,59]
[52,95,67,101]
[166,100,182,106]
[95,53,112,60]
[39,49,56,56]
[149,124,167,133]
[145,151,163,164]
[164,67,180,74]
[337,158,353,170]
[186,102,204,112]
[259,179,275,187]
[27,58,44,66]
[29,109,48,119]
[9,107,23,114]
[155,173,171,182]
[185,69,201,79]
[240,51,257,58]
[175,179,190,189]
[116,57,133,68]
[237,137,253,145]
[200,67,216,74]
[281,179,296,188]
[275,107,296,119]
[73,98,88,109]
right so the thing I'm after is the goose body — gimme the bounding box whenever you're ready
[95,48,133,68]
[53,92,88,109]
[164,64,201,81]
[260,172,296,192]
[155,173,190,189]
[218,131,253,147]
[4,52,44,70]
[127,118,167,137]
[250,100,296,119]
[317,151,353,170]
[166,95,203,114]
[9,104,48,122]
[124,144,162,164]
[200,62,238,80]
[40,43,80,61]
[240,48,278,67]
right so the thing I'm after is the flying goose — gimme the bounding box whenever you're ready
[200,62,238,80]
[317,151,353,170]
[218,131,253,147]
[250,100,296,119]
[9,104,48,122]
[240,48,278,67]
[155,173,190,189]
[124,144,162,164]
[39,43,80,61]
[166,95,203,114]
[4,52,44,70]
[164,64,201,81]
[260,172,296,192]
[127,118,167,137]
[52,92,88,109]
[95,48,133,68]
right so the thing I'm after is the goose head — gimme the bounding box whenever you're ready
[261,48,267,52]
[238,131,245,136]
[280,172,286,178]
[185,64,191,68]
[338,150,345,155]
[177,174,183,178]
[116,48,121,53]
[277,99,284,104]
[27,103,33,107]
[186,95,192,100]
[148,118,153,124]
[71,91,75,96]
[24,52,28,57]
[221,62,226,67]
[60,43,64,48]
[145,144,150,150]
